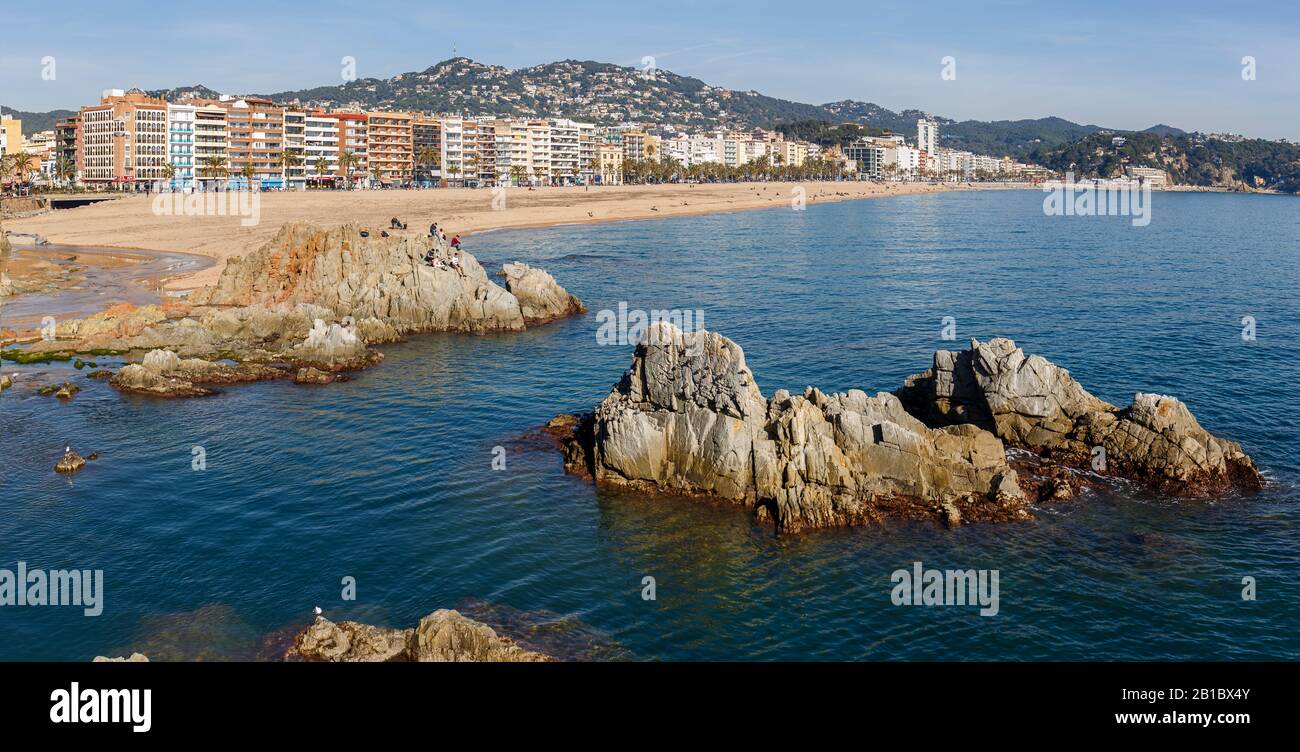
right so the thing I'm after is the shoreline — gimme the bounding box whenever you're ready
[6,181,1026,294]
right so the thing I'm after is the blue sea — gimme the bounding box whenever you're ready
[2,189,1298,660]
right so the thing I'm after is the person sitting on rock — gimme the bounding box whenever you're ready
[449,252,465,277]
[450,235,462,250]
[429,222,438,237]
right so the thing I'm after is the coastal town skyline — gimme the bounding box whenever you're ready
[3,1,1299,141]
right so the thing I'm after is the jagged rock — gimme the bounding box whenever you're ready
[413,609,551,662]
[896,337,1262,495]
[191,224,581,335]
[293,366,334,384]
[111,348,286,397]
[288,611,550,662]
[501,262,587,325]
[290,616,413,662]
[55,449,86,474]
[92,653,149,662]
[558,322,1027,531]
[290,319,378,370]
[0,373,11,391]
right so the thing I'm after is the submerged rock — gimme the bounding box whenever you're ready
[55,448,87,474]
[293,366,334,384]
[557,322,1028,531]
[111,348,285,397]
[288,610,551,662]
[501,262,587,326]
[896,337,1262,495]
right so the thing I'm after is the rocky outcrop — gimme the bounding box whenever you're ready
[289,610,551,662]
[191,224,579,335]
[501,262,587,325]
[557,322,1028,531]
[558,327,1263,531]
[92,653,149,662]
[896,338,1262,495]
[55,448,87,474]
[111,348,285,397]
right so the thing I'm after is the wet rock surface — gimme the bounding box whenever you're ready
[557,322,1029,532]
[896,337,1263,495]
[557,325,1262,531]
[288,610,551,662]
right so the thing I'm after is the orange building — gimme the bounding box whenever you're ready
[78,89,168,189]
[366,111,413,184]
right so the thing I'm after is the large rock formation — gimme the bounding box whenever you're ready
[558,322,1028,531]
[289,610,550,662]
[191,224,581,335]
[896,337,1262,495]
[501,262,587,325]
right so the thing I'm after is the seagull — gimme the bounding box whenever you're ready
[65,446,71,453]
[313,606,322,616]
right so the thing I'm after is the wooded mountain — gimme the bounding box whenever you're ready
[1030,131,1300,192]
[10,57,1190,160]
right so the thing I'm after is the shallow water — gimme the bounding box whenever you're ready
[1,245,212,325]
[2,190,1297,660]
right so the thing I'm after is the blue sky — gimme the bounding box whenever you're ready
[4,0,1298,139]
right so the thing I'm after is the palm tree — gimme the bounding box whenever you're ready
[280,149,303,190]
[509,164,527,187]
[200,155,227,190]
[416,145,439,186]
[161,163,176,191]
[55,156,76,188]
[370,162,384,187]
[240,161,257,191]
[313,157,330,187]
[9,152,32,193]
[338,151,357,189]
[446,162,461,187]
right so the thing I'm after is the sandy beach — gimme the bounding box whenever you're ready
[5,181,1011,290]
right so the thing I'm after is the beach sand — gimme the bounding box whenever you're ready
[6,181,1011,290]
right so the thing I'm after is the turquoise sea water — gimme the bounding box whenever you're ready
[2,189,1298,660]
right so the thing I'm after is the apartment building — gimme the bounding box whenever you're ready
[78,89,168,189]
[596,143,623,185]
[55,115,80,179]
[578,122,597,184]
[366,111,413,184]
[549,118,581,184]
[217,96,285,189]
[526,120,551,184]
[304,112,340,186]
[843,139,885,179]
[412,115,442,186]
[333,112,367,186]
[283,110,307,190]
[474,119,496,187]
[193,104,228,188]
[917,119,938,155]
[0,115,21,156]
[492,118,531,186]
[166,103,197,190]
